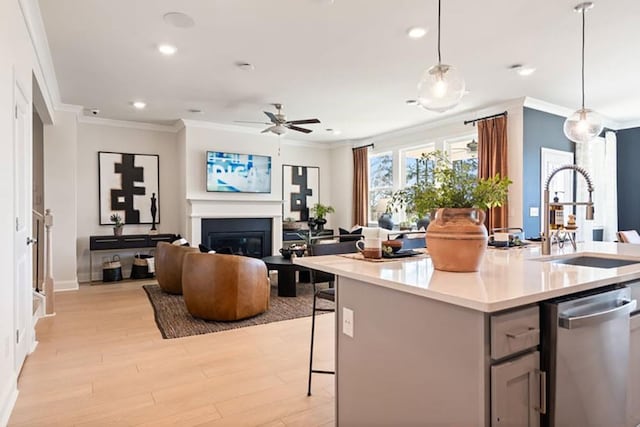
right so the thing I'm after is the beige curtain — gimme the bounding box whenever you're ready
[352,146,369,226]
[478,115,508,232]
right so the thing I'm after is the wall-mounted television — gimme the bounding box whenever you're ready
[206,151,272,193]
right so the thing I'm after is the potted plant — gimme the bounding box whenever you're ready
[311,203,335,231]
[110,213,124,236]
[390,151,511,272]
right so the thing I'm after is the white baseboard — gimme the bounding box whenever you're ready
[54,279,79,292]
[0,373,18,427]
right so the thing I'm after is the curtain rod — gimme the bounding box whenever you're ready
[353,143,374,151]
[464,111,508,126]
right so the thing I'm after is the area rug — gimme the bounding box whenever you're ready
[143,283,332,339]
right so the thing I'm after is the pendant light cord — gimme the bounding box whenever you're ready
[437,0,442,64]
[581,8,585,109]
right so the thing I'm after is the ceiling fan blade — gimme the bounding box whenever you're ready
[264,111,279,124]
[261,126,273,133]
[286,125,313,134]
[234,120,272,125]
[286,118,321,125]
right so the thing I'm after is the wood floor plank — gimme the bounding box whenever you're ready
[8,280,335,426]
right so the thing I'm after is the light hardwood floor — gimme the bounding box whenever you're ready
[9,280,335,426]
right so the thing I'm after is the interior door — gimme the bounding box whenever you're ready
[13,80,32,371]
[540,148,574,233]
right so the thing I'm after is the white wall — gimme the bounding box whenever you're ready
[75,121,180,282]
[44,110,78,290]
[182,122,333,251]
[329,144,354,228]
[0,0,37,423]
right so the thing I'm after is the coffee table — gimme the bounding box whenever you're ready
[262,255,310,297]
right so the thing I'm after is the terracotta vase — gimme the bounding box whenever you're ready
[426,208,488,272]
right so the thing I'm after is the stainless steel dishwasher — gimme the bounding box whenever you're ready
[541,286,637,427]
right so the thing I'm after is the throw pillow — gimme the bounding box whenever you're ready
[339,227,362,242]
[198,244,216,254]
[171,234,190,246]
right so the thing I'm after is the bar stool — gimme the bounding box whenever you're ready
[307,240,358,396]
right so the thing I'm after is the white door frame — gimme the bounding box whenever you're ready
[13,77,33,372]
[540,148,574,233]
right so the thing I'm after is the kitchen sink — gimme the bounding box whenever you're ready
[541,255,640,269]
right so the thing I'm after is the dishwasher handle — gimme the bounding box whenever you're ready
[559,299,637,329]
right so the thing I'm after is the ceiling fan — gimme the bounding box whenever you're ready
[450,139,478,157]
[235,104,320,135]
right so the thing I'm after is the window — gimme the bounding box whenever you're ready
[403,144,435,187]
[368,152,393,223]
[447,138,478,177]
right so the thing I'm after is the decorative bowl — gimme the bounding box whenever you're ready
[279,246,305,259]
[382,240,402,254]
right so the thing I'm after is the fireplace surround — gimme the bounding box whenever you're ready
[201,218,273,259]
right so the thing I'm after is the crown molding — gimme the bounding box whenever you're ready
[523,97,573,118]
[618,119,640,131]
[361,97,525,148]
[18,0,60,114]
[77,115,180,133]
[56,103,83,114]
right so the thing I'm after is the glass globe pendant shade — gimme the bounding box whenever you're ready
[417,64,465,112]
[563,108,603,143]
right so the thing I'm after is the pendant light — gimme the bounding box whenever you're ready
[563,2,603,143]
[417,0,465,112]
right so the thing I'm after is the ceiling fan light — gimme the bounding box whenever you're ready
[272,125,287,135]
[417,63,465,112]
[563,108,603,143]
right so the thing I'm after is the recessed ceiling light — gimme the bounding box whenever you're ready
[132,101,146,110]
[406,99,419,106]
[158,44,177,56]
[325,128,342,135]
[163,12,195,28]
[407,27,428,39]
[235,62,255,71]
[187,108,203,114]
[509,64,536,76]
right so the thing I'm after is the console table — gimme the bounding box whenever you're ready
[89,233,177,282]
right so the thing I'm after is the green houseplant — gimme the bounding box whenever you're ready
[311,203,335,231]
[110,213,124,236]
[390,151,511,272]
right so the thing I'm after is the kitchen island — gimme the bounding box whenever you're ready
[295,241,640,426]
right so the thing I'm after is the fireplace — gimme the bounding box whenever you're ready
[201,218,272,259]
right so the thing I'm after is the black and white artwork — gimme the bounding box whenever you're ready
[99,151,160,225]
[282,165,319,221]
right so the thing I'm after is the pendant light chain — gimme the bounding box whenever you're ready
[581,8,585,109]
[437,0,442,65]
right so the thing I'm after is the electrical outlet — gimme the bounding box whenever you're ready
[342,307,354,338]
[530,207,539,217]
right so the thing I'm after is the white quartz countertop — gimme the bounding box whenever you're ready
[293,241,640,313]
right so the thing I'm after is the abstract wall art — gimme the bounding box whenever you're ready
[282,165,319,222]
[98,151,160,225]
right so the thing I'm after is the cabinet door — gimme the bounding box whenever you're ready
[629,314,640,427]
[491,351,542,427]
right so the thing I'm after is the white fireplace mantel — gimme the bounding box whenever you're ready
[186,198,284,252]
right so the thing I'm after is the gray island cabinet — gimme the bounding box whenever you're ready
[295,242,640,426]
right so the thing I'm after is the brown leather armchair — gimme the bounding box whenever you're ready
[155,242,198,294]
[182,253,270,321]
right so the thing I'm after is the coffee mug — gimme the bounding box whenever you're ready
[356,237,382,259]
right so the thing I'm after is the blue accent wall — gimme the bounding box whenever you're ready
[522,108,573,237]
[617,127,640,232]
